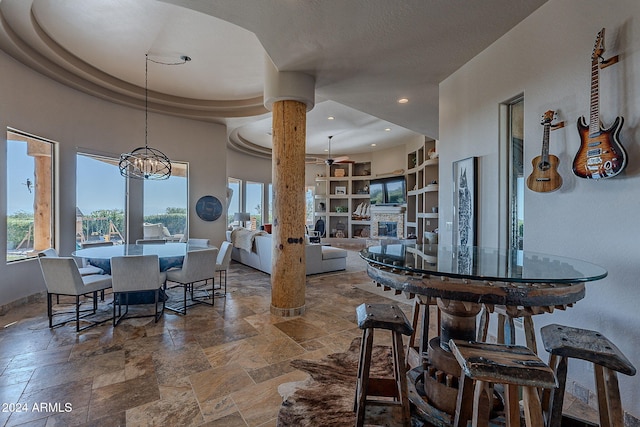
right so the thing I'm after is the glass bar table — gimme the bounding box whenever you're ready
[360,243,607,426]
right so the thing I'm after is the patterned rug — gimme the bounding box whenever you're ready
[276,337,395,427]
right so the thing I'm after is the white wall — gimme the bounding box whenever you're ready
[439,0,640,417]
[0,51,228,306]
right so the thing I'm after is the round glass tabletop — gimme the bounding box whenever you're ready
[360,243,607,284]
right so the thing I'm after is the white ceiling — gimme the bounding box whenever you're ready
[0,0,546,158]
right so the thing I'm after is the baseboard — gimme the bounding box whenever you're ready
[0,291,45,316]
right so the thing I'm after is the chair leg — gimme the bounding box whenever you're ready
[546,355,568,427]
[523,385,545,427]
[47,293,53,328]
[183,284,187,315]
[76,295,81,332]
[454,372,474,427]
[355,328,374,427]
[504,383,520,427]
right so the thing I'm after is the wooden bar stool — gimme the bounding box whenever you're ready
[540,324,636,427]
[354,303,414,427]
[449,339,557,427]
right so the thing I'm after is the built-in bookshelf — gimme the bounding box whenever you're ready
[406,138,438,243]
[314,161,372,239]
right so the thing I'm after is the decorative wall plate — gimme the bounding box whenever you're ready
[195,195,223,222]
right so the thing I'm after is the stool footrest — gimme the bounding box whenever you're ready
[359,377,401,399]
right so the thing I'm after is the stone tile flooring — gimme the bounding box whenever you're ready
[0,251,597,426]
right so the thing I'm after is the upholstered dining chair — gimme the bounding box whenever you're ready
[38,257,113,332]
[110,255,166,326]
[40,247,104,276]
[165,247,218,314]
[215,241,232,296]
[187,238,210,247]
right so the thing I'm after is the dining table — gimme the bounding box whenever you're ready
[359,243,608,426]
[72,242,215,304]
[72,242,211,274]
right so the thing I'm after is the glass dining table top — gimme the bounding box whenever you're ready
[360,243,608,284]
[72,242,208,259]
[72,242,214,273]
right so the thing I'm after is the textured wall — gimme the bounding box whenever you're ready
[439,0,640,417]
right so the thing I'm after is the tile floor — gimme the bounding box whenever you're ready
[0,250,597,426]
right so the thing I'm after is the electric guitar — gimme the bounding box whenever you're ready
[527,110,562,192]
[573,28,627,179]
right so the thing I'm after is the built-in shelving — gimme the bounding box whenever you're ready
[314,161,372,238]
[406,138,438,242]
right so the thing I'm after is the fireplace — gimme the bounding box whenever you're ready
[378,221,398,238]
[370,206,405,240]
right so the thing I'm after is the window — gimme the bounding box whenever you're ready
[245,181,263,230]
[305,186,314,227]
[227,177,241,226]
[76,153,126,247]
[6,129,55,262]
[144,162,188,240]
[508,97,524,250]
[268,183,273,224]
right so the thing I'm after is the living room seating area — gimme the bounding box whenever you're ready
[226,229,347,275]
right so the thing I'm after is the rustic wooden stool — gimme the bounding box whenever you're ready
[449,339,557,427]
[540,324,636,427]
[354,303,414,427]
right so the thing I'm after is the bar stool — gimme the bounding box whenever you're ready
[449,339,557,427]
[540,324,636,427]
[354,303,414,427]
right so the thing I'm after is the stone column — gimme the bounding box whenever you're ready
[264,57,315,316]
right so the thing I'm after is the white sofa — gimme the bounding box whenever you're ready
[226,230,347,275]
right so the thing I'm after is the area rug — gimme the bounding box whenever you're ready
[276,337,395,427]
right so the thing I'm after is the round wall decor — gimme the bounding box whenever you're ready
[195,195,223,222]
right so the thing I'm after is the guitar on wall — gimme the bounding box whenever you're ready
[572,28,627,179]
[527,110,562,192]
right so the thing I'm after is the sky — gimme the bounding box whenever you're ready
[7,139,187,217]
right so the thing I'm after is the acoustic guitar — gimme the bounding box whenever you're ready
[527,110,562,192]
[572,28,627,179]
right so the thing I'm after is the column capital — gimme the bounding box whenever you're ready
[264,55,315,111]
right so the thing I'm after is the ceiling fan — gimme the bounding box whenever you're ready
[306,135,351,165]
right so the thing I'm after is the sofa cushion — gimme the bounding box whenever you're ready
[322,246,348,260]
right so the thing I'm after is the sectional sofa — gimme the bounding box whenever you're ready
[226,230,347,275]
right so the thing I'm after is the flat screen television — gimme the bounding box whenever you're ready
[369,176,406,206]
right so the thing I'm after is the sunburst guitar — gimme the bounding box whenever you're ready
[527,110,562,192]
[573,28,627,179]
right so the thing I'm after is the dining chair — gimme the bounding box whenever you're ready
[110,255,166,325]
[40,247,104,276]
[215,241,232,296]
[38,257,112,332]
[165,247,218,314]
[187,238,210,247]
[135,239,166,245]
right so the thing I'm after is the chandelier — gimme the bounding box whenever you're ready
[119,54,188,180]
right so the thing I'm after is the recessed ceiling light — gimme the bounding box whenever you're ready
[397,98,409,104]
[327,116,335,120]
[371,143,377,147]
[384,128,391,132]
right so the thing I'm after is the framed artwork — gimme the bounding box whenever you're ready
[452,157,477,274]
[452,157,477,247]
[335,186,347,195]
